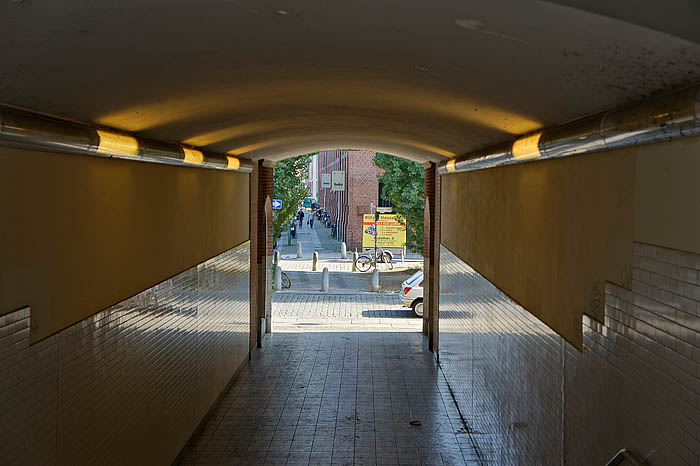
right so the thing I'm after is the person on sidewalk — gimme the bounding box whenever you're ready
[309,216,314,229]
[298,209,304,229]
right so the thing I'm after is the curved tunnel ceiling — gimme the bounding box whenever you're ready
[1,0,699,162]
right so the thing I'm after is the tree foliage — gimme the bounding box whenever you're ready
[273,153,313,240]
[373,153,424,255]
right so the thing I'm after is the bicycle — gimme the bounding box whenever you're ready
[280,271,291,289]
[354,248,393,272]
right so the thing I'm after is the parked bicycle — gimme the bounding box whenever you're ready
[280,271,291,289]
[354,248,394,272]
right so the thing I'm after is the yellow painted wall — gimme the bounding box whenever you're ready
[634,138,700,255]
[441,152,635,349]
[0,147,249,342]
[441,136,700,349]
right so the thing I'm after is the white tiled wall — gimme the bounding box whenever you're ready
[0,243,250,466]
[439,242,699,465]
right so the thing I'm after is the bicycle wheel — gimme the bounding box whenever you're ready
[355,255,372,272]
[378,252,393,270]
[281,272,291,289]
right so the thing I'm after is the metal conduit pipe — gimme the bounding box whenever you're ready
[439,83,700,175]
[0,105,254,173]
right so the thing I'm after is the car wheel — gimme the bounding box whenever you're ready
[411,299,423,317]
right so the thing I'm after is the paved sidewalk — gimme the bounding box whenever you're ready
[278,227,321,260]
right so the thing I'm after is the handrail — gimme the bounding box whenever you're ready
[438,82,700,175]
[0,105,254,173]
[605,448,644,466]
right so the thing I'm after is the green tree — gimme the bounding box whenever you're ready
[373,153,425,255]
[273,153,313,240]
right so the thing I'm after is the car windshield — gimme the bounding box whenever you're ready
[406,271,423,286]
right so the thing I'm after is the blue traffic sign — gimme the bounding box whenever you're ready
[272,199,282,209]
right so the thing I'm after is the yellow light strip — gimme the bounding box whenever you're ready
[511,132,542,160]
[182,147,204,165]
[445,159,457,173]
[226,156,241,170]
[96,130,139,157]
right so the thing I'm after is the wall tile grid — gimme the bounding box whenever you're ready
[0,243,250,466]
[439,243,699,466]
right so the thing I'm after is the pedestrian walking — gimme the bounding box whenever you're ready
[298,209,304,229]
[309,217,314,229]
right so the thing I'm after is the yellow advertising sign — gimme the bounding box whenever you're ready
[362,214,407,248]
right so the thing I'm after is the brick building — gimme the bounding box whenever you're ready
[310,150,391,250]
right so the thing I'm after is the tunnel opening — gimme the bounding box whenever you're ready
[267,149,428,336]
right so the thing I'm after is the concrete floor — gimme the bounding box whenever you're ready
[176,331,480,466]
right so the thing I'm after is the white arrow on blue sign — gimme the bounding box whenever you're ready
[272,199,282,209]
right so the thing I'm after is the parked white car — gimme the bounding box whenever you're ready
[399,270,423,317]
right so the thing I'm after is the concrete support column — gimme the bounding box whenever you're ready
[251,160,275,348]
[423,162,440,353]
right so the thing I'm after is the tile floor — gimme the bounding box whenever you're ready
[176,332,480,465]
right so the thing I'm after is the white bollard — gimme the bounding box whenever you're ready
[321,267,330,292]
[297,242,302,259]
[371,268,380,292]
[312,251,319,271]
[274,266,282,290]
[340,242,347,259]
[352,251,358,272]
[273,250,280,265]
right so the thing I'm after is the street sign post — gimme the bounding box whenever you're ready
[272,199,282,209]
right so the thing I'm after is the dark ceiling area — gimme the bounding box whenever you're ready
[2,0,699,162]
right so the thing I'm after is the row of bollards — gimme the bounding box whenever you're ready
[274,265,332,292]
[273,241,382,293]
[274,266,378,292]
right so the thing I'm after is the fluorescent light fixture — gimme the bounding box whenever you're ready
[96,130,139,157]
[182,147,204,165]
[226,156,240,170]
[512,132,542,160]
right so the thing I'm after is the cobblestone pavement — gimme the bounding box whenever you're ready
[272,293,421,333]
[177,331,480,466]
